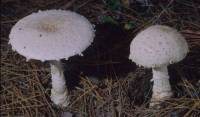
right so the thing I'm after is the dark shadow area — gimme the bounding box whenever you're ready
[62,23,136,90]
[169,45,200,98]
[127,69,152,106]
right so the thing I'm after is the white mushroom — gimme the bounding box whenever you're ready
[9,10,95,107]
[129,25,189,107]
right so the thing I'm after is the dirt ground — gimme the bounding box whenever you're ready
[1,0,200,117]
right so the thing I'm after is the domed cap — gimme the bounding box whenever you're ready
[129,25,189,68]
[9,10,95,62]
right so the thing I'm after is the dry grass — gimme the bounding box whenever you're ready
[1,0,200,116]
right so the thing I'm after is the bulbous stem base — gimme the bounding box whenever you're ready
[50,89,69,107]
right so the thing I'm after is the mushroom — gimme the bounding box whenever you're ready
[9,10,95,107]
[129,25,189,107]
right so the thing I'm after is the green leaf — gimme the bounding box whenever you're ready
[124,21,134,30]
[101,15,118,25]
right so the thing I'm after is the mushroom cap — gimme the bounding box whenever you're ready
[129,25,189,68]
[9,10,95,61]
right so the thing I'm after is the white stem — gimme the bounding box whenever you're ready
[150,66,173,107]
[50,61,69,107]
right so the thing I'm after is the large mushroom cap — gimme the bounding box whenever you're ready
[129,25,189,68]
[9,10,95,61]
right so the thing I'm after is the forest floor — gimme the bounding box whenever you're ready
[1,0,200,117]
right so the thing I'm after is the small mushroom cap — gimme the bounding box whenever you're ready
[129,25,189,68]
[9,10,95,61]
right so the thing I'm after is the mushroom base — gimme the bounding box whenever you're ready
[150,66,173,107]
[51,89,69,107]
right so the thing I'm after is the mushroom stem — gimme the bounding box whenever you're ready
[150,66,173,107]
[50,60,69,107]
